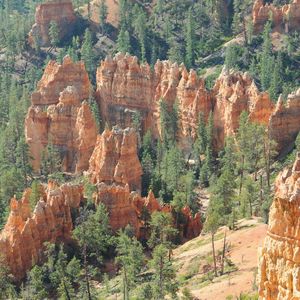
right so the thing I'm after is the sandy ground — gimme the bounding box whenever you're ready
[174,219,267,300]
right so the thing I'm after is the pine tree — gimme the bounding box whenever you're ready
[115,231,144,300]
[99,0,108,33]
[29,180,41,210]
[269,52,283,101]
[81,29,95,78]
[117,27,131,54]
[133,6,147,62]
[185,8,195,69]
[149,244,178,299]
[260,22,273,91]
[49,21,59,48]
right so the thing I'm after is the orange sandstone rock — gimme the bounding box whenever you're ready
[88,126,143,191]
[96,53,212,153]
[253,0,300,33]
[25,57,97,173]
[258,153,300,299]
[213,68,274,150]
[29,0,76,47]
[269,89,300,154]
[0,182,83,280]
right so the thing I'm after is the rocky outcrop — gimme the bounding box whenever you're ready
[94,183,202,239]
[269,89,300,155]
[0,180,201,279]
[253,0,300,33]
[212,68,274,149]
[258,153,300,299]
[96,53,212,153]
[29,0,76,47]
[0,182,83,280]
[88,126,143,191]
[25,56,97,173]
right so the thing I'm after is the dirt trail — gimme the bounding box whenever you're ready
[174,219,267,300]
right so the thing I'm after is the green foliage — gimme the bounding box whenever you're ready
[49,21,60,48]
[149,244,178,299]
[99,0,108,33]
[29,180,41,210]
[81,29,96,78]
[0,255,16,300]
[148,211,178,250]
[115,230,145,300]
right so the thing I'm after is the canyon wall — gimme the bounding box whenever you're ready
[258,153,300,299]
[96,53,212,154]
[25,56,97,173]
[29,0,76,47]
[253,0,300,33]
[0,181,83,280]
[25,54,300,171]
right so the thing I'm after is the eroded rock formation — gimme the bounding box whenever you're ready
[253,0,300,33]
[0,181,83,280]
[269,89,300,155]
[25,56,97,173]
[96,53,212,153]
[29,0,76,47]
[212,68,274,149]
[0,180,201,279]
[88,126,143,191]
[94,183,202,239]
[258,153,300,299]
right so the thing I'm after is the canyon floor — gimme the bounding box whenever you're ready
[174,218,267,299]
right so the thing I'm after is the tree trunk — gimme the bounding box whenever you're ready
[211,232,217,277]
[159,256,163,299]
[260,174,263,205]
[83,244,92,300]
[220,230,227,275]
[62,277,71,300]
[123,268,129,300]
[239,156,245,195]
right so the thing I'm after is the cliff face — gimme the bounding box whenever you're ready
[258,153,300,300]
[96,53,212,153]
[212,69,274,149]
[29,0,76,47]
[253,0,300,33]
[88,127,143,191]
[25,56,97,173]
[0,182,83,280]
[269,89,300,155]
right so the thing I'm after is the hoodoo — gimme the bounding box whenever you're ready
[258,153,300,299]
[29,0,76,47]
[25,56,97,173]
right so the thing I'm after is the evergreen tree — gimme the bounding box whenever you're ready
[0,255,16,300]
[185,8,195,69]
[49,21,59,48]
[15,136,32,186]
[269,52,283,101]
[99,0,108,33]
[260,22,273,91]
[149,244,178,299]
[115,231,144,300]
[117,27,131,54]
[29,180,41,210]
[133,6,147,62]
[148,211,177,252]
[81,29,95,78]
